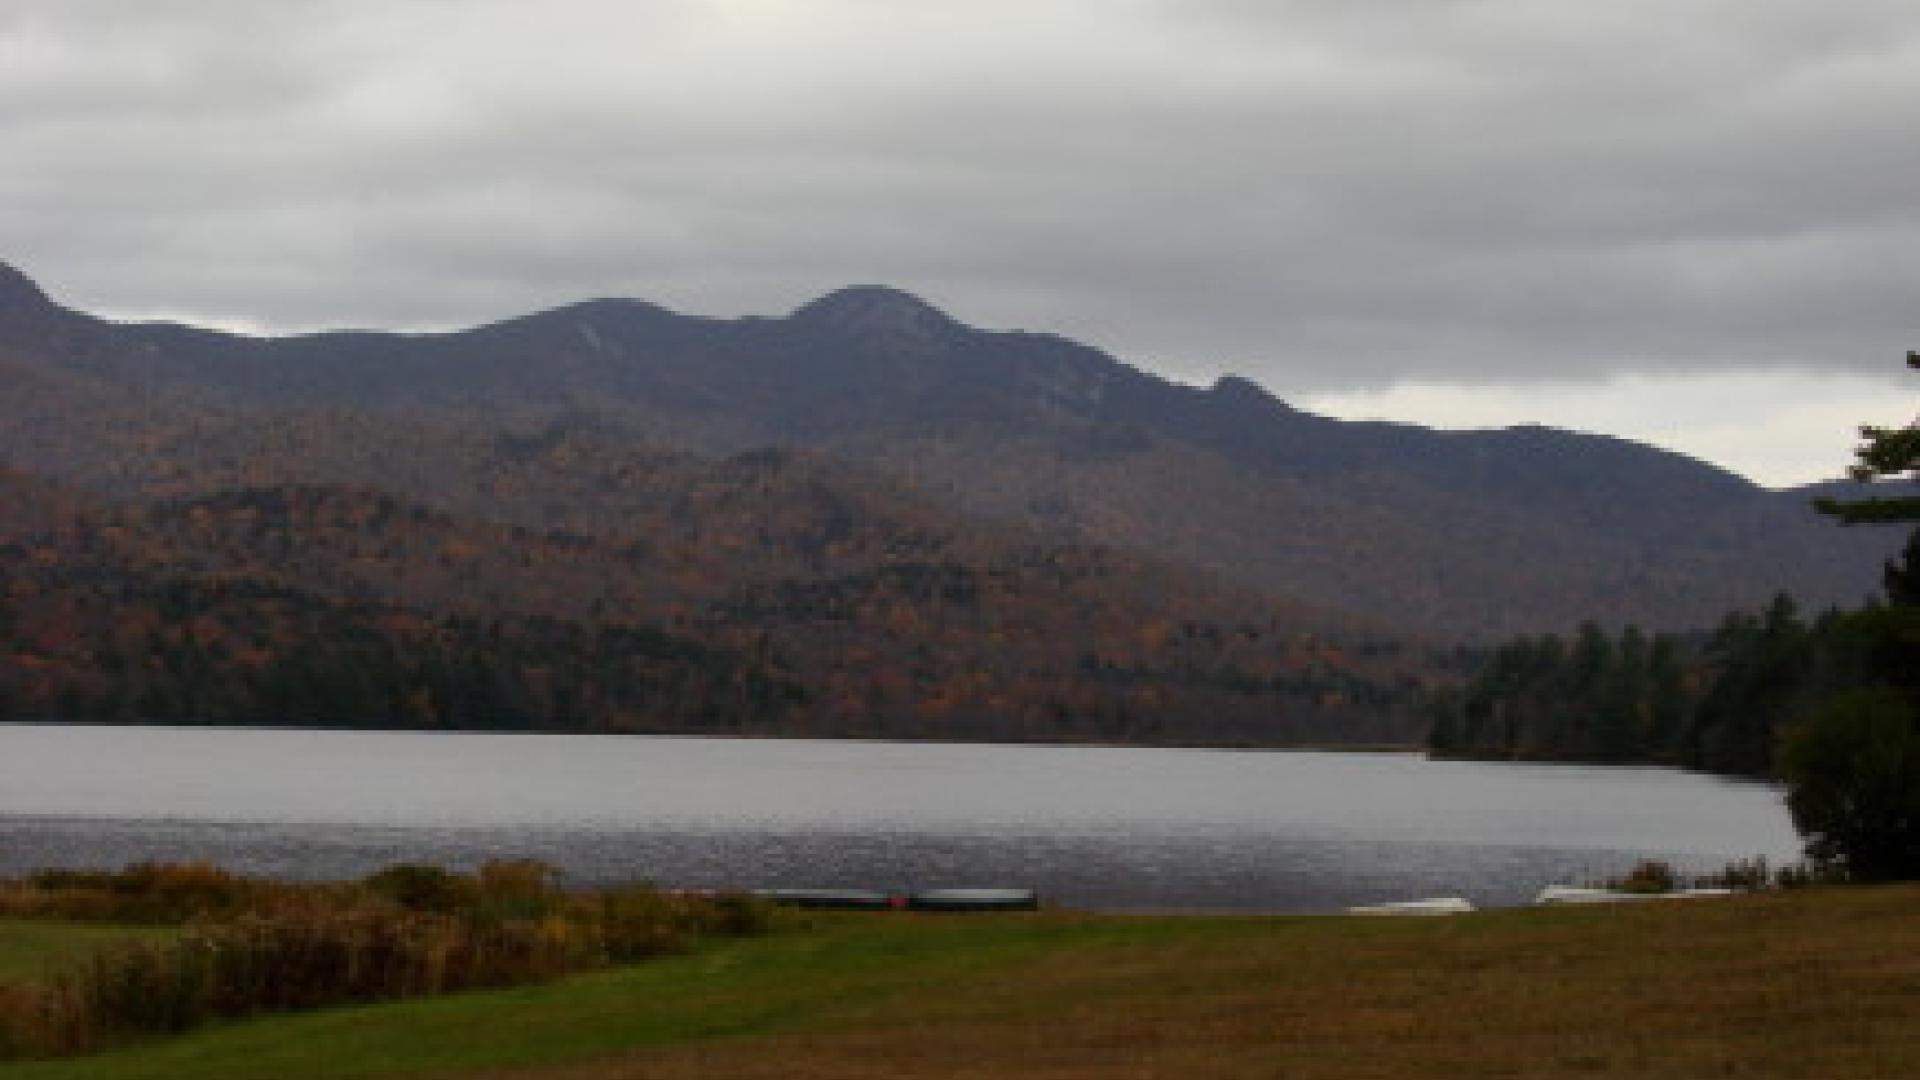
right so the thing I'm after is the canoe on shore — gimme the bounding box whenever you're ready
[907,888,1041,912]
[751,887,1041,912]
[1345,897,1476,917]
[1535,885,1737,905]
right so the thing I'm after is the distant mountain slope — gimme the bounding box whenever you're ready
[0,464,94,534]
[0,466,1422,744]
[0,260,1894,637]
[0,508,798,736]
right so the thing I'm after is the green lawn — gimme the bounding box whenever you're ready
[0,919,176,982]
[6,887,1920,1080]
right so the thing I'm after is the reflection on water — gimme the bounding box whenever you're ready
[0,725,1798,912]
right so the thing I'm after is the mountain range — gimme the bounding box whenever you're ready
[0,260,1891,645]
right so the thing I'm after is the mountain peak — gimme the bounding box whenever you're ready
[788,286,962,343]
[0,261,54,314]
[1210,374,1293,413]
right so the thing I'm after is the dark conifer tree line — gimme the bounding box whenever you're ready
[1428,594,1872,777]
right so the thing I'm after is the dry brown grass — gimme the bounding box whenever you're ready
[467,886,1920,1080]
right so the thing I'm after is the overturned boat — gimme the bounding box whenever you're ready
[1534,885,1737,906]
[907,888,1041,912]
[751,887,1040,912]
[1345,897,1476,917]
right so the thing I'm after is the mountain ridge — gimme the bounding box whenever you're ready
[0,263,1832,491]
[0,260,1894,638]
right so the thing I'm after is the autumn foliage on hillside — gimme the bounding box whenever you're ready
[0,463,1428,745]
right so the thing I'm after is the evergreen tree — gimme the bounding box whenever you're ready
[1782,687,1920,880]
[1781,350,1920,879]
[1431,624,1705,766]
[1883,528,1920,607]
[1645,634,1688,751]
[1687,595,1812,775]
[1813,352,1920,526]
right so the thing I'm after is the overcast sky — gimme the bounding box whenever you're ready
[4,0,1916,485]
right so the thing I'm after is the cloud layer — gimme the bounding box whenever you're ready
[5,1,1917,407]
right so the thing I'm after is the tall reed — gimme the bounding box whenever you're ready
[0,861,778,1061]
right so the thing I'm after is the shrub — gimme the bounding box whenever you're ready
[472,860,565,922]
[591,886,692,963]
[1697,857,1772,891]
[2,863,295,924]
[363,864,474,913]
[1780,686,1920,882]
[1602,860,1678,894]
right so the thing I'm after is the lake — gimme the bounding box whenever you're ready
[0,724,1799,912]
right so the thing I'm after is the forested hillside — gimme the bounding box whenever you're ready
[0,469,1426,744]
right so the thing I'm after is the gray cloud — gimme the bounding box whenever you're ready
[3,0,1918,395]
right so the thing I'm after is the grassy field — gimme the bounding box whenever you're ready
[0,919,178,982]
[5,886,1919,1079]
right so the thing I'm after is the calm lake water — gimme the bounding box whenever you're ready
[0,724,1798,912]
